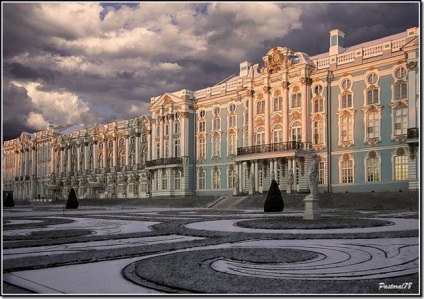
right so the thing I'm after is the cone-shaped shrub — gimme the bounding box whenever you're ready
[66,188,79,209]
[264,179,284,212]
[4,192,15,208]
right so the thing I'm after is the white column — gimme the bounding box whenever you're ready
[102,143,107,170]
[293,158,298,192]
[67,147,71,173]
[146,132,151,161]
[151,121,157,160]
[274,159,278,182]
[50,146,55,174]
[135,135,140,164]
[181,113,187,157]
[248,92,254,146]
[84,144,88,171]
[264,87,270,144]
[93,144,98,170]
[32,147,36,176]
[301,78,308,146]
[254,160,259,192]
[269,159,274,181]
[60,149,64,173]
[77,146,81,172]
[25,149,30,176]
[125,136,129,167]
[113,139,117,168]
[169,115,174,157]
[159,117,164,158]
[282,82,289,143]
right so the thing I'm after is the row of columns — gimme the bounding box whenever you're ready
[234,157,299,194]
[246,77,311,147]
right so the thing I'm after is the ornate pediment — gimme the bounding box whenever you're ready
[263,47,297,74]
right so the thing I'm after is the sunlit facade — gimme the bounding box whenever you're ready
[2,27,419,200]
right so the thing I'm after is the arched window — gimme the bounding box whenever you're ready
[198,167,206,189]
[273,124,283,143]
[393,148,408,181]
[228,133,237,156]
[339,154,354,184]
[212,134,221,158]
[129,148,136,166]
[174,139,180,157]
[290,121,301,142]
[256,127,265,145]
[228,165,236,189]
[212,166,220,189]
[118,149,125,169]
[366,151,380,182]
[198,137,206,160]
[175,170,181,190]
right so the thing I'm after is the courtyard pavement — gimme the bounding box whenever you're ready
[2,204,420,295]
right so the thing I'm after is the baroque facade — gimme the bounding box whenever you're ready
[2,27,420,200]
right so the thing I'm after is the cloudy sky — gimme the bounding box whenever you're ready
[2,2,419,141]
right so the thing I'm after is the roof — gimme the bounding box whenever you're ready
[59,124,84,135]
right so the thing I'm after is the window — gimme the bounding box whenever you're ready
[340,116,353,142]
[256,100,265,114]
[318,158,326,185]
[291,93,301,108]
[213,118,221,131]
[175,170,181,190]
[229,103,236,113]
[273,125,283,143]
[394,108,408,136]
[291,121,301,142]
[273,97,283,111]
[341,78,352,90]
[394,81,407,100]
[394,153,408,181]
[256,127,265,145]
[366,88,379,104]
[228,115,236,128]
[174,139,180,157]
[313,120,324,144]
[341,93,352,108]
[341,158,354,184]
[130,136,135,145]
[228,166,236,189]
[99,153,104,168]
[118,150,125,169]
[164,141,169,158]
[314,84,323,95]
[213,107,220,116]
[199,120,206,132]
[366,112,380,139]
[212,167,220,189]
[165,124,169,136]
[212,135,221,157]
[314,97,324,113]
[395,67,406,79]
[228,133,237,156]
[118,139,124,147]
[198,137,206,159]
[156,142,160,159]
[161,170,168,190]
[367,73,378,85]
[366,152,380,182]
[174,122,180,134]
[198,168,206,189]
[199,110,206,118]
[129,149,136,166]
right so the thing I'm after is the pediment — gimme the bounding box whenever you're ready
[150,93,179,110]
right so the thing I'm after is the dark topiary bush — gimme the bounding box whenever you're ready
[4,192,15,208]
[66,188,79,209]
[264,179,284,212]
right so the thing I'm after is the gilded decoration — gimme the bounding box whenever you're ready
[337,109,354,118]
[263,86,270,94]
[365,138,380,145]
[273,115,281,124]
[342,153,351,161]
[270,77,282,83]
[312,113,324,121]
[246,90,254,97]
[274,90,281,97]
[255,118,264,127]
[164,95,172,104]
[264,47,294,74]
[391,100,408,109]
[292,85,300,93]
[396,148,405,156]
[368,66,376,71]
[407,61,418,70]
[180,112,190,118]
[254,81,263,87]
[368,150,377,158]
[281,81,290,89]
[257,93,264,100]
[291,111,301,121]
[313,144,324,151]
[340,141,354,148]
[342,73,351,77]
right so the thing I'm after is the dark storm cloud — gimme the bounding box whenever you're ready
[6,62,58,82]
[2,80,40,140]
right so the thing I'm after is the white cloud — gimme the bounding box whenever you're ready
[26,112,48,130]
[11,81,91,127]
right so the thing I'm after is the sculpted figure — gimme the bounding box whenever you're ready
[306,154,319,199]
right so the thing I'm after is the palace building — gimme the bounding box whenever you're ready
[2,27,420,200]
